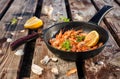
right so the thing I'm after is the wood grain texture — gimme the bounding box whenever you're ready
[114,0,120,5]
[0,0,12,16]
[69,0,97,21]
[0,0,119,79]
[0,0,38,79]
[69,0,120,79]
[30,0,78,79]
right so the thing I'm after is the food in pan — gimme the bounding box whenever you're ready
[49,29,103,52]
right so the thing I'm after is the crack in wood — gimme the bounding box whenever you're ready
[0,0,14,20]
[114,0,120,6]
[18,0,43,78]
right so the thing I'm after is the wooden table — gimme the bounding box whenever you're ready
[0,0,120,79]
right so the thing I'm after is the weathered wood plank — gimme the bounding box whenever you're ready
[30,0,78,79]
[69,0,96,21]
[115,0,120,5]
[0,0,38,79]
[0,0,12,18]
[68,0,120,79]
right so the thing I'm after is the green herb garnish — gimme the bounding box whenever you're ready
[76,36,85,42]
[62,40,71,51]
[59,16,70,22]
[11,18,17,25]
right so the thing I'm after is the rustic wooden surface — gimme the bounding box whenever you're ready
[30,0,78,79]
[68,0,120,79]
[0,0,38,79]
[0,0,13,19]
[0,0,119,79]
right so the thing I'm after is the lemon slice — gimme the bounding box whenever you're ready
[84,30,99,47]
[24,16,43,29]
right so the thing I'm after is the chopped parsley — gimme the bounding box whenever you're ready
[62,40,71,51]
[11,18,17,25]
[76,36,85,42]
[59,16,70,22]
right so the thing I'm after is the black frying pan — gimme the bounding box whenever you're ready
[11,5,113,61]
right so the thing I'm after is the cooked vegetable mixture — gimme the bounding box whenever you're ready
[49,29,103,52]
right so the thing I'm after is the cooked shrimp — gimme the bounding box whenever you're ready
[56,30,62,39]
[49,29,103,52]
[50,39,60,47]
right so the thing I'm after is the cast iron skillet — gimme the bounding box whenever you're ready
[11,5,113,61]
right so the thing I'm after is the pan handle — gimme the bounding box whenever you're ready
[10,32,39,50]
[89,5,113,25]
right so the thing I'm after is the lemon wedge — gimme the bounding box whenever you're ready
[24,16,43,29]
[84,30,99,47]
